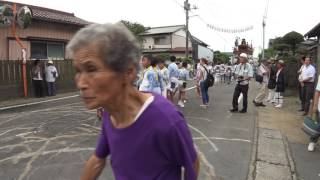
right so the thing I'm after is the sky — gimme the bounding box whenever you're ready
[7,0,320,57]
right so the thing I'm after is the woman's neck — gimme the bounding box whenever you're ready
[104,87,152,128]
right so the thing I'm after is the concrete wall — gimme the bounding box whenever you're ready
[172,29,192,48]
[142,35,171,49]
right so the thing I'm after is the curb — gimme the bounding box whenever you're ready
[247,109,259,180]
[283,136,298,180]
[0,94,79,111]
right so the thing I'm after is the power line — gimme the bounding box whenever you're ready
[171,0,233,49]
[171,0,184,9]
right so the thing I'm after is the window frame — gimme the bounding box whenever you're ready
[30,40,65,60]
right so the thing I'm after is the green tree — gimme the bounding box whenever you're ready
[120,20,147,43]
[214,51,231,63]
[264,48,277,59]
[282,31,304,55]
[156,53,170,61]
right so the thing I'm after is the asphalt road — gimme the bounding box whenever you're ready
[0,81,257,180]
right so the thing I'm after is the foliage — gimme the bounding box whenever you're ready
[262,31,305,64]
[263,48,277,59]
[181,57,193,64]
[282,31,304,55]
[156,53,170,61]
[214,51,231,64]
[120,20,147,43]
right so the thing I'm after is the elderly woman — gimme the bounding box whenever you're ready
[67,23,199,180]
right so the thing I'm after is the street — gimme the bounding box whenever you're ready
[0,82,256,180]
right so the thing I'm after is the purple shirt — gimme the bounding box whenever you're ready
[95,94,197,180]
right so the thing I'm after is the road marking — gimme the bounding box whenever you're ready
[1,146,95,164]
[193,136,251,143]
[16,132,34,137]
[186,86,196,91]
[186,116,212,122]
[188,124,219,152]
[0,95,80,111]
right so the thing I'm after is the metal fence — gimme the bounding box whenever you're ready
[0,60,76,101]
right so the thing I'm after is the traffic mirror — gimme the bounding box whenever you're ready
[0,4,14,27]
[17,6,32,29]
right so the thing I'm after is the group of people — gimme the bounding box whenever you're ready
[249,55,320,153]
[227,53,286,113]
[212,63,234,84]
[253,58,286,108]
[294,56,319,152]
[31,60,59,97]
[137,55,191,108]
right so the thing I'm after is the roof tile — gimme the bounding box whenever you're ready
[1,1,90,26]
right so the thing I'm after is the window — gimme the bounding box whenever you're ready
[154,36,170,45]
[31,41,64,60]
[30,42,47,59]
[48,43,64,59]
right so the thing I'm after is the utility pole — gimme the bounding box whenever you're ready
[262,18,266,60]
[184,0,190,59]
[262,0,269,60]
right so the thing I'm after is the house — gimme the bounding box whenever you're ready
[0,1,91,100]
[139,25,213,61]
[0,1,90,60]
[305,23,320,67]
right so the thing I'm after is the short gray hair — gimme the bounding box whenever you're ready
[67,22,141,73]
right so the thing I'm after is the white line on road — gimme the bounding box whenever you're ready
[186,116,212,122]
[0,95,80,111]
[193,137,251,143]
[185,86,196,91]
[188,124,219,152]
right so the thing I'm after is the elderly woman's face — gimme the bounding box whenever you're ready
[73,46,123,109]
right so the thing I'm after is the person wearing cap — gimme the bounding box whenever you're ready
[274,60,285,108]
[300,57,316,115]
[45,60,59,96]
[230,53,254,113]
[253,59,270,107]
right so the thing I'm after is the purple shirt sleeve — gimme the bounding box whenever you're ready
[161,119,198,180]
[95,120,110,159]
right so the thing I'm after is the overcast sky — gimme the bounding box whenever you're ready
[9,0,320,57]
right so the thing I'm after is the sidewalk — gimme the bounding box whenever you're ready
[248,95,320,180]
[0,91,79,110]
